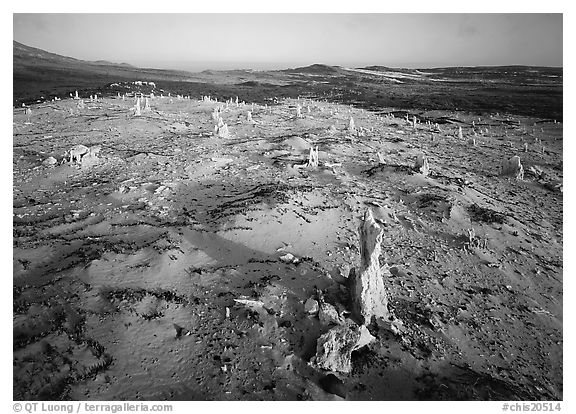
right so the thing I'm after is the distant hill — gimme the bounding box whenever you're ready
[13,40,195,104]
[282,64,341,74]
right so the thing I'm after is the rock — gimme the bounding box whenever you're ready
[348,209,390,325]
[319,301,343,326]
[329,265,349,285]
[304,297,319,315]
[279,253,299,263]
[42,156,57,166]
[173,323,186,338]
[500,155,524,180]
[233,298,265,309]
[311,322,374,373]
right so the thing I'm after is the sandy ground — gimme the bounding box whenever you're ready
[13,93,562,400]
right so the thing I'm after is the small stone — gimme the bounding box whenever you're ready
[319,302,343,326]
[42,156,57,166]
[279,253,298,263]
[304,298,319,315]
[311,322,374,373]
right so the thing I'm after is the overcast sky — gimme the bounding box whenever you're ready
[13,13,563,70]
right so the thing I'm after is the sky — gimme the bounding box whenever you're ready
[12,13,563,71]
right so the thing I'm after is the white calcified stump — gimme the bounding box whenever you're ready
[24,107,32,116]
[90,95,94,101]
[235,96,239,107]
[117,92,121,98]
[307,105,311,113]
[524,143,529,152]
[307,146,319,168]
[144,98,151,111]
[458,126,463,140]
[377,152,386,164]
[348,117,356,132]
[247,111,253,123]
[75,90,79,99]
[212,107,220,122]
[412,116,417,129]
[150,93,154,99]
[414,154,429,176]
[134,98,141,116]
[296,105,302,119]
[501,155,524,180]
[469,137,477,147]
[217,123,230,138]
[349,209,390,325]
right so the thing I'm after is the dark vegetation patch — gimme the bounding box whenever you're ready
[468,204,507,224]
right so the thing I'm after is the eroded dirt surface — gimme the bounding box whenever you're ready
[13,94,562,400]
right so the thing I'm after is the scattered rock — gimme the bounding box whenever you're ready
[42,156,57,166]
[311,322,375,373]
[304,297,319,315]
[319,301,343,326]
[173,323,187,338]
[279,253,299,264]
